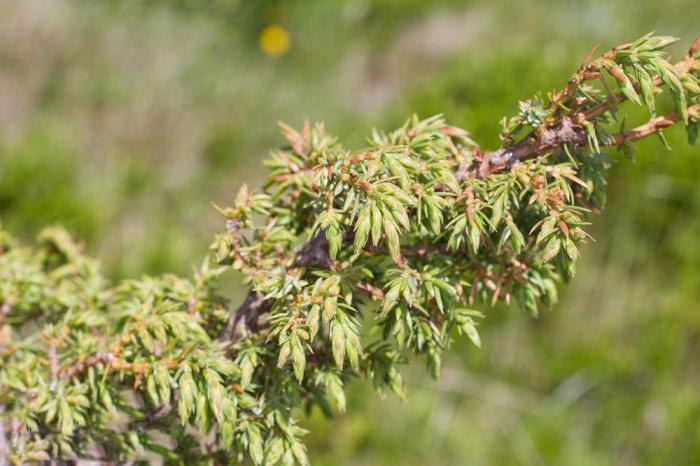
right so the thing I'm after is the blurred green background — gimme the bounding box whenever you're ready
[1,0,699,464]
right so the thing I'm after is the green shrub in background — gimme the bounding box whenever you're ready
[1,35,698,464]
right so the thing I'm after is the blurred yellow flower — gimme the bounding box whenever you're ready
[259,25,291,57]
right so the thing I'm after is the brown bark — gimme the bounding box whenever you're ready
[477,104,700,177]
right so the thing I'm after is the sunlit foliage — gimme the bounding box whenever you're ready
[1,35,699,464]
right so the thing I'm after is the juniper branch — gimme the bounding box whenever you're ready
[2,34,699,466]
[478,103,700,176]
[478,37,700,176]
[223,35,700,348]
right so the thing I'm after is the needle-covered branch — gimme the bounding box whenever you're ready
[1,34,699,465]
[477,35,700,176]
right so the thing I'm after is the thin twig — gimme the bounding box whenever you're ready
[478,104,700,177]
[611,105,700,144]
[478,37,700,177]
